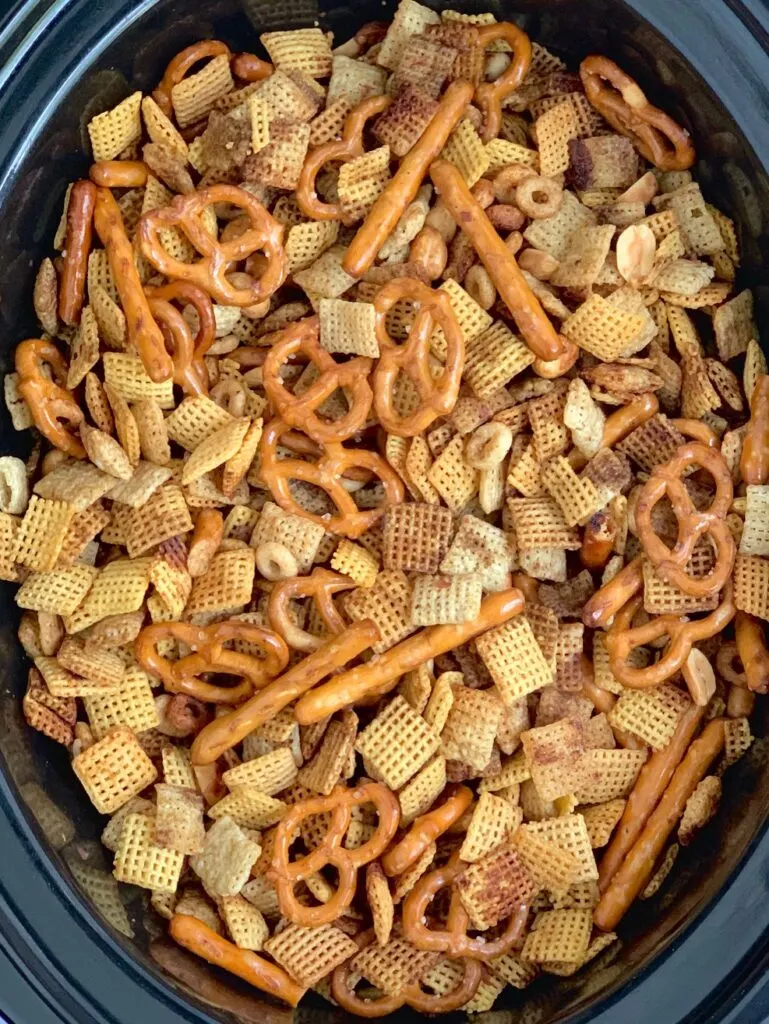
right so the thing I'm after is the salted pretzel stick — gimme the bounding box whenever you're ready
[381,784,473,877]
[582,554,644,629]
[430,159,563,363]
[598,703,705,892]
[93,187,173,383]
[342,80,474,279]
[59,179,96,326]
[741,375,769,485]
[511,572,539,605]
[569,393,660,471]
[187,509,224,577]
[294,588,525,724]
[190,620,379,765]
[89,160,148,188]
[169,915,305,1007]
[594,718,725,931]
[735,611,769,694]
[580,511,617,570]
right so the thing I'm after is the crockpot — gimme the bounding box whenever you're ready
[1,0,769,1021]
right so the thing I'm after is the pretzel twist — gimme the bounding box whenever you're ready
[296,94,391,224]
[135,620,290,704]
[741,375,769,485]
[259,418,405,538]
[580,56,695,171]
[605,580,735,689]
[473,22,533,143]
[15,339,85,458]
[145,280,217,395]
[635,442,735,597]
[136,185,286,307]
[262,317,373,443]
[153,41,232,117]
[382,784,473,877]
[373,278,464,436]
[269,783,400,926]
[59,179,96,327]
[267,567,356,652]
[93,186,173,383]
[670,417,719,448]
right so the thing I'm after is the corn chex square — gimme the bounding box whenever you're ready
[522,909,592,963]
[609,684,692,751]
[265,923,357,988]
[73,725,157,814]
[190,815,261,896]
[508,496,581,552]
[523,814,598,882]
[88,91,142,162]
[476,616,553,704]
[440,514,515,592]
[345,569,416,653]
[463,321,535,398]
[113,812,184,893]
[318,297,378,358]
[427,434,479,511]
[573,747,647,804]
[382,502,454,574]
[352,933,440,996]
[185,548,255,615]
[84,666,159,740]
[356,696,439,789]
[64,557,154,633]
[208,788,285,830]
[410,573,483,626]
[456,843,538,930]
[440,685,502,773]
[562,293,649,361]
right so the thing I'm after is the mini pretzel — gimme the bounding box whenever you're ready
[735,611,769,694]
[269,782,400,927]
[187,509,224,577]
[473,22,533,142]
[153,41,232,117]
[402,851,529,960]
[169,914,305,1007]
[294,587,525,723]
[532,338,579,380]
[569,393,660,471]
[605,580,735,689]
[582,553,644,629]
[296,94,391,224]
[136,184,286,307]
[332,929,483,1016]
[190,620,379,765]
[373,278,464,436]
[580,511,617,571]
[145,280,217,395]
[430,159,565,364]
[89,160,148,188]
[580,56,695,171]
[670,417,719,448]
[259,418,405,538]
[262,317,373,443]
[231,52,274,82]
[267,567,356,652]
[15,339,85,458]
[93,186,173,383]
[343,80,474,279]
[135,620,290,704]
[382,784,473,877]
[59,180,96,326]
[741,375,769,485]
[635,442,735,598]
[595,719,725,931]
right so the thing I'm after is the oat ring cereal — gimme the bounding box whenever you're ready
[137,184,287,306]
[635,442,735,598]
[269,783,400,926]
[373,277,465,436]
[145,280,217,395]
[152,40,233,117]
[267,567,356,652]
[515,174,563,220]
[580,55,696,171]
[262,317,373,443]
[135,619,290,703]
[473,22,533,142]
[14,338,85,458]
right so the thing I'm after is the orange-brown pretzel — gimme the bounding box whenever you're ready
[582,554,644,629]
[569,393,660,471]
[136,184,286,307]
[190,620,379,765]
[268,782,400,926]
[169,915,305,1007]
[267,567,356,652]
[532,338,579,380]
[735,611,769,694]
[145,281,217,395]
[89,160,148,189]
[135,620,290,704]
[473,22,533,142]
[343,80,474,279]
[231,52,274,82]
[258,418,405,538]
[402,850,529,960]
[152,41,232,117]
[59,179,96,327]
[670,418,719,448]
[741,375,769,485]
[331,929,483,1017]
[295,588,525,723]
[580,56,695,171]
[187,509,224,577]
[430,159,565,364]
[580,511,618,571]
[382,784,473,877]
[93,186,173,383]
[635,442,735,598]
[373,277,465,436]
[15,339,85,458]
[262,317,373,443]
[296,94,391,224]
[605,580,735,689]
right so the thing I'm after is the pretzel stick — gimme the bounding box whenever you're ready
[342,80,474,279]
[169,915,305,1007]
[594,718,724,931]
[569,393,660,470]
[381,784,473,876]
[89,161,148,188]
[93,187,173,383]
[232,52,274,82]
[430,159,564,363]
[735,611,769,694]
[580,511,617,570]
[59,180,96,326]
[597,703,705,892]
[190,620,379,765]
[741,375,769,485]
[294,588,525,724]
[582,553,644,629]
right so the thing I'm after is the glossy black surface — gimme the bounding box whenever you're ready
[1,0,769,1021]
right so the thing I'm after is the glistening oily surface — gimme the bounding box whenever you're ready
[4,2,767,1013]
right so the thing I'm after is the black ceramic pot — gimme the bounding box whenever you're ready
[1,1,769,1021]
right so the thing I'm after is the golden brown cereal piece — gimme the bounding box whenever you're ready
[219,895,269,951]
[382,502,454,575]
[509,496,581,552]
[171,54,234,127]
[298,711,358,795]
[208,788,285,830]
[523,814,597,882]
[16,564,97,616]
[57,636,124,686]
[459,791,518,862]
[23,668,77,746]
[331,539,379,588]
[562,294,649,361]
[521,908,592,964]
[265,922,357,988]
[366,862,395,946]
[345,569,416,654]
[399,755,447,825]
[67,307,101,388]
[113,812,184,892]
[581,799,626,848]
[463,321,535,399]
[410,573,483,627]
[190,815,261,896]
[456,842,538,930]
[154,783,205,855]
[440,685,502,773]
[184,547,255,616]
[84,665,159,738]
[678,775,721,846]
[535,100,578,176]
[222,748,298,796]
[14,496,74,572]
[573,747,648,804]
[427,434,479,511]
[88,92,142,162]
[73,725,158,814]
[356,696,440,789]
[476,616,553,703]
[352,932,440,997]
